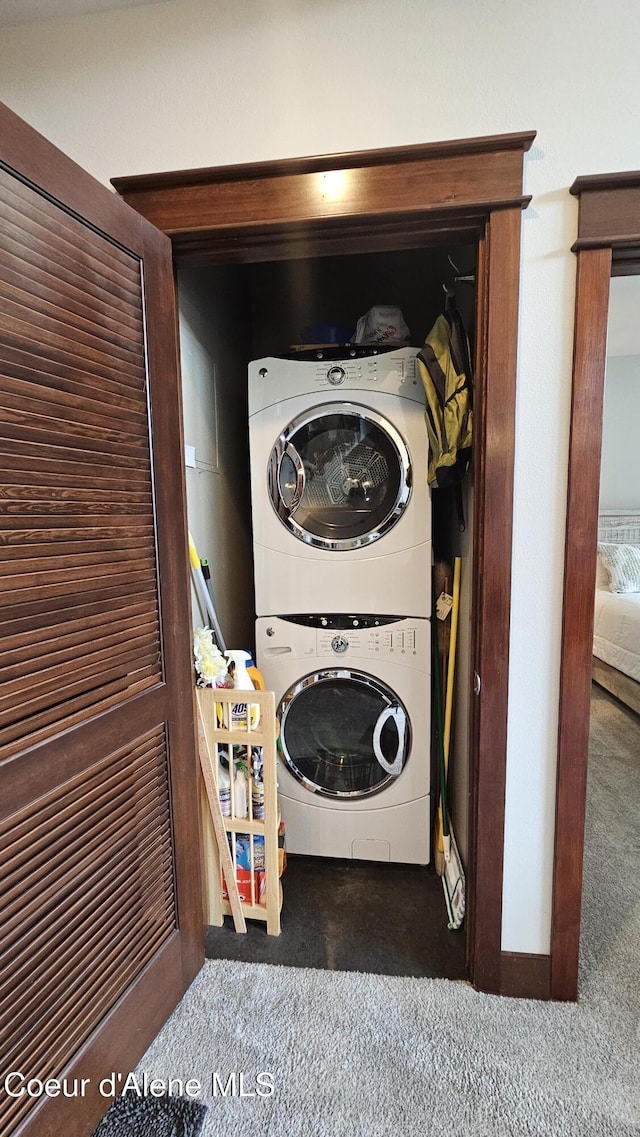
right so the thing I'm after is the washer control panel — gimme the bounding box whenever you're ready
[258,614,429,671]
[318,623,419,660]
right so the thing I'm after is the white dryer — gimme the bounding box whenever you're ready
[256,613,430,865]
[249,347,432,617]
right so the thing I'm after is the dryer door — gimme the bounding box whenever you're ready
[268,402,412,550]
[278,669,411,798]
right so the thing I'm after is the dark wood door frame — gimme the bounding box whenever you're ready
[552,172,640,1001]
[114,131,535,997]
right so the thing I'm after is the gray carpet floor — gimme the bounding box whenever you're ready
[137,685,640,1136]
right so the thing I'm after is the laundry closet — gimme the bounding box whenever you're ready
[178,242,475,957]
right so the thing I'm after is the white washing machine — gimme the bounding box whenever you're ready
[256,613,430,865]
[249,347,432,617]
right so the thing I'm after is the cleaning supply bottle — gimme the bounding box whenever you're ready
[233,761,248,818]
[217,754,231,817]
[251,747,265,820]
[246,657,266,691]
[225,650,260,730]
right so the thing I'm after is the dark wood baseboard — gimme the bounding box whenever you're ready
[500,951,551,1000]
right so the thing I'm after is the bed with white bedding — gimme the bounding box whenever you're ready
[593,513,640,715]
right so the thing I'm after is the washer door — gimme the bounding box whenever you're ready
[268,402,412,550]
[278,669,411,798]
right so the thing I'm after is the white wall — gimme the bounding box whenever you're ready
[600,355,640,512]
[178,266,255,652]
[3,0,640,953]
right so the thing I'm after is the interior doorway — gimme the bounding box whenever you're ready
[113,132,535,996]
[583,275,640,994]
[553,171,640,1001]
[176,241,476,979]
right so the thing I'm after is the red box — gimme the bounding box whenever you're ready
[222,866,266,906]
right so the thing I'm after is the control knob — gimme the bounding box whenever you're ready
[327,365,346,386]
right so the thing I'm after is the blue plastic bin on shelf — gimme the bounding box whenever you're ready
[302,322,353,344]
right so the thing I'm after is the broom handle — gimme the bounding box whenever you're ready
[443,557,461,777]
[432,595,449,840]
[188,532,226,651]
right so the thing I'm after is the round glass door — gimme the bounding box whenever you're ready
[268,402,412,550]
[278,669,411,798]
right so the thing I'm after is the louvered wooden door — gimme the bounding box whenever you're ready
[0,103,203,1137]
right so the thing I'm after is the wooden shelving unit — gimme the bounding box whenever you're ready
[196,686,282,936]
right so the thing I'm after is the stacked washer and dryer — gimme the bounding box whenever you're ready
[248,346,432,865]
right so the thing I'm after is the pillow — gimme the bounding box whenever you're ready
[595,555,610,589]
[597,543,640,593]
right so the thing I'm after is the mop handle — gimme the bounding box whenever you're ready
[443,557,461,776]
[188,532,226,651]
[431,593,449,839]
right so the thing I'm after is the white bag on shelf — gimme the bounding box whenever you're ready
[352,305,410,345]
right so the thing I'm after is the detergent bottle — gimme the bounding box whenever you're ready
[217,755,231,817]
[233,761,248,818]
[246,658,266,691]
[225,650,260,730]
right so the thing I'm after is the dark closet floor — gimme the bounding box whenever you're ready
[205,856,467,980]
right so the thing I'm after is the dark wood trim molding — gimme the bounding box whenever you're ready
[552,172,640,1000]
[570,171,640,252]
[500,952,551,1000]
[611,249,640,275]
[114,132,534,996]
[112,132,536,193]
[573,235,640,253]
[113,135,533,265]
[571,171,640,195]
[133,206,531,268]
[470,207,524,994]
[552,247,611,1002]
[464,229,489,982]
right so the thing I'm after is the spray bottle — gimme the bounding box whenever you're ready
[225,650,260,730]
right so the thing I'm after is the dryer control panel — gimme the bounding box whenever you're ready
[248,347,425,414]
[307,353,419,394]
